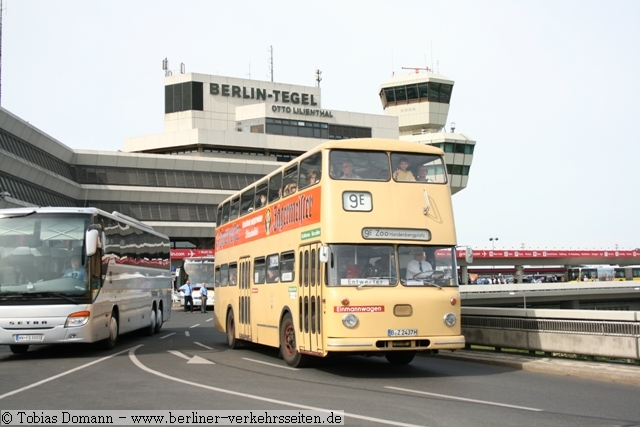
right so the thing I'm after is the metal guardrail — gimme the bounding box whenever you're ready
[461,307,640,361]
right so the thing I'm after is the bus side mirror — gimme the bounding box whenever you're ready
[319,245,329,263]
[85,229,99,257]
[465,247,474,264]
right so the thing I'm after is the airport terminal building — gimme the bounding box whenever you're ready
[0,69,476,256]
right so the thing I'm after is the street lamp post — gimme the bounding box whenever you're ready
[489,237,499,250]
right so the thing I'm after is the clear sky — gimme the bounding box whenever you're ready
[3,0,639,251]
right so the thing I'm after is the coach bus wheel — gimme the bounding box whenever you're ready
[280,313,307,367]
[385,351,416,365]
[9,345,29,354]
[146,305,157,336]
[226,310,238,349]
[154,306,163,334]
[103,312,119,350]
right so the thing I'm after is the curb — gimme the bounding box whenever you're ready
[434,350,640,386]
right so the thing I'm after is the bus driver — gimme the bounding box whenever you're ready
[406,248,432,279]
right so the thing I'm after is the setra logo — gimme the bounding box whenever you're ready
[9,320,48,325]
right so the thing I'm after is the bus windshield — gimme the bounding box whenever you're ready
[326,244,458,287]
[0,214,93,301]
[181,257,215,288]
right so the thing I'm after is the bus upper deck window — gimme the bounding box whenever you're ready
[230,197,240,220]
[255,182,268,208]
[220,203,230,225]
[283,165,298,197]
[268,173,282,203]
[390,153,447,183]
[240,187,255,215]
[329,150,388,180]
[299,152,322,189]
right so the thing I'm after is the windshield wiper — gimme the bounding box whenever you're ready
[404,278,442,289]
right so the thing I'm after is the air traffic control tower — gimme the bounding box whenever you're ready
[379,70,475,194]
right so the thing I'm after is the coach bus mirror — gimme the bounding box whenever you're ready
[85,229,99,257]
[319,245,329,263]
[465,247,473,264]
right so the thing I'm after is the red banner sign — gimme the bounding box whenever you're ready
[458,250,640,259]
[170,249,215,260]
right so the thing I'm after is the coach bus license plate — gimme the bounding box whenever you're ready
[14,334,44,342]
[388,329,417,337]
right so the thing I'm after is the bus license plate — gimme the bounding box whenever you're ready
[388,329,418,337]
[14,334,44,342]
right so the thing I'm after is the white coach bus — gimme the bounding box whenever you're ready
[0,207,172,354]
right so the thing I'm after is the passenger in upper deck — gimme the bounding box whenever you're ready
[340,160,361,179]
[416,165,430,182]
[378,169,391,180]
[329,164,340,179]
[283,182,297,196]
[307,170,320,185]
[393,158,416,181]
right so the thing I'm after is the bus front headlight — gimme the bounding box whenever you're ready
[342,314,359,328]
[65,311,90,328]
[443,312,457,327]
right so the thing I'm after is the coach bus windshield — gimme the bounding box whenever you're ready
[329,150,447,183]
[326,244,458,287]
[181,257,215,288]
[0,214,94,303]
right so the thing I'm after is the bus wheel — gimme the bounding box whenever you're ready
[226,310,238,349]
[154,306,163,334]
[146,306,157,336]
[385,351,416,365]
[9,345,29,354]
[103,312,119,350]
[280,313,307,367]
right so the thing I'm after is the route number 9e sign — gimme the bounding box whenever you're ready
[342,191,372,211]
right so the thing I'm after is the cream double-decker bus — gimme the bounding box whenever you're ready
[214,138,466,367]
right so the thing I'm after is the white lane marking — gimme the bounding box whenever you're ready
[129,348,424,426]
[159,333,175,340]
[184,331,190,337]
[385,386,543,412]
[188,355,214,364]
[189,324,199,329]
[168,350,215,364]
[0,346,135,400]
[194,342,214,350]
[168,350,191,361]
[242,357,299,371]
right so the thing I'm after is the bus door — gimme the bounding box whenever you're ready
[298,244,323,355]
[238,258,252,341]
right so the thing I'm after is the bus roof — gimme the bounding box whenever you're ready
[0,207,168,239]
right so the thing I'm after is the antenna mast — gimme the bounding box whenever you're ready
[401,66,432,74]
[315,69,322,88]
[268,45,274,82]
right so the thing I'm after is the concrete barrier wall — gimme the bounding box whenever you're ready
[461,307,640,360]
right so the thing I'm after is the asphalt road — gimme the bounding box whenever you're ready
[1,308,638,426]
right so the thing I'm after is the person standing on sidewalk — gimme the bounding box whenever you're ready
[199,283,208,313]
[180,280,194,313]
